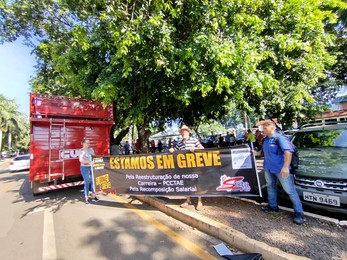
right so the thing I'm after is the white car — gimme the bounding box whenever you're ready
[9,154,30,172]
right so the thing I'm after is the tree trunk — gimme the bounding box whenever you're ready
[112,127,130,145]
[192,125,202,141]
[8,131,12,152]
[138,127,151,154]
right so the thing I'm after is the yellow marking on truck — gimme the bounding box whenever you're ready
[109,194,217,260]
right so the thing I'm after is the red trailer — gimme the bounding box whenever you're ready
[29,93,114,195]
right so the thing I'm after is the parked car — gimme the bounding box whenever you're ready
[1,152,10,158]
[9,154,30,172]
[10,152,18,157]
[290,118,347,214]
[283,129,298,139]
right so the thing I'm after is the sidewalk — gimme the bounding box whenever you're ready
[135,196,309,260]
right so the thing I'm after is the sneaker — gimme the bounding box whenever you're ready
[196,202,203,211]
[92,197,99,202]
[293,213,304,225]
[85,201,90,206]
[261,205,280,212]
[180,202,190,208]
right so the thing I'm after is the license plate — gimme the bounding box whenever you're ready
[303,192,340,207]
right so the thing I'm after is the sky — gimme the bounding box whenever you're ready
[0,39,36,117]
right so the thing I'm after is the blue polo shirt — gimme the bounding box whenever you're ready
[263,132,293,174]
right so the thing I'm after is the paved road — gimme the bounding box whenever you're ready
[0,160,228,260]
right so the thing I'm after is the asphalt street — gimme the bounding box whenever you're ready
[0,160,230,260]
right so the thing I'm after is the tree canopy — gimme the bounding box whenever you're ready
[1,0,346,135]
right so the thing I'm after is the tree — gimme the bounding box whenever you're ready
[0,94,28,155]
[1,0,346,148]
[322,8,347,90]
[292,7,347,128]
[197,120,226,137]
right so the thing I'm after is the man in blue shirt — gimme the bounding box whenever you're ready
[124,141,130,155]
[261,120,304,225]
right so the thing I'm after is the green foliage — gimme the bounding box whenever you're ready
[197,120,226,137]
[1,0,346,135]
[0,94,29,153]
[319,7,347,98]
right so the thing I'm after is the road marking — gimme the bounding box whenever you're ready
[42,209,57,260]
[109,194,217,260]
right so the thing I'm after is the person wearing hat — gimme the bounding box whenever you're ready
[169,124,204,210]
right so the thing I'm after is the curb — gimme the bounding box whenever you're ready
[135,196,309,260]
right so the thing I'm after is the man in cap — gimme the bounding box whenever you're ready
[169,125,204,210]
[260,120,304,225]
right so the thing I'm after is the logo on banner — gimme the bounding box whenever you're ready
[59,149,80,160]
[216,175,251,192]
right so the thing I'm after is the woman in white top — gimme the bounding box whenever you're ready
[79,138,99,205]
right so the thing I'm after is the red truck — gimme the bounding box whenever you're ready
[29,93,114,195]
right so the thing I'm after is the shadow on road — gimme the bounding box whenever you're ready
[1,171,156,219]
[80,207,197,260]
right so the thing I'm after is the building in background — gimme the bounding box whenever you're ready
[331,95,347,111]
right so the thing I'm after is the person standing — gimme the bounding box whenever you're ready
[230,132,236,146]
[225,132,231,146]
[79,138,99,205]
[150,140,156,153]
[218,134,224,148]
[260,120,304,225]
[124,141,130,155]
[135,139,140,154]
[246,129,256,146]
[163,139,168,152]
[169,125,204,210]
[255,129,264,151]
[110,142,119,155]
[157,140,163,153]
